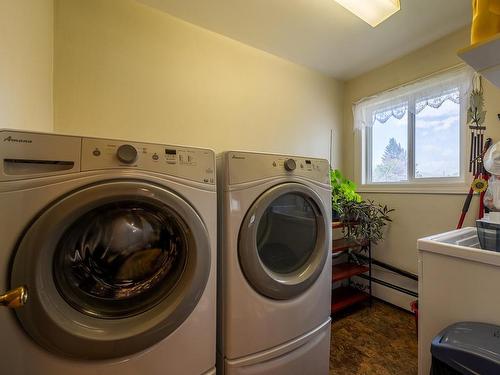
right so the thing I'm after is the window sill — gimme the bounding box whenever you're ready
[357,181,471,195]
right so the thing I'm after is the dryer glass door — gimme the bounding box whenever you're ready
[10,180,211,360]
[239,183,328,300]
[257,193,318,274]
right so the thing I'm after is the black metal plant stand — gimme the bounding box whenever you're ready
[331,222,373,314]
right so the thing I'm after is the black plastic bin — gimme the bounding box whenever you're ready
[431,322,500,375]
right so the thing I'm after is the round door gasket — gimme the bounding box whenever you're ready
[238,182,329,300]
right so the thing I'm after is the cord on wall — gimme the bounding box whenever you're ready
[329,129,334,169]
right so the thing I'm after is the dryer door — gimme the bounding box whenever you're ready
[238,183,329,300]
[10,180,211,359]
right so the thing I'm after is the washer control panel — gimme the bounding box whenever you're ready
[225,151,329,185]
[82,138,215,184]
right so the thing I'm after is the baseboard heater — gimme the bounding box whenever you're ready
[357,255,418,298]
[358,274,418,298]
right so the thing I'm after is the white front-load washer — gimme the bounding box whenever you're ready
[217,151,332,375]
[0,130,216,375]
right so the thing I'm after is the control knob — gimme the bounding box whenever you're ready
[117,144,138,164]
[284,158,296,171]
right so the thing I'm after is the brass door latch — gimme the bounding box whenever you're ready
[0,286,28,309]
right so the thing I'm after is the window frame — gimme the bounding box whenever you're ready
[354,68,472,194]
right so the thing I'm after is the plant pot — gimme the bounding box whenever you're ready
[332,210,340,221]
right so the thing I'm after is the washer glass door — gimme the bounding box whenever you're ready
[53,200,187,319]
[11,180,211,360]
[238,183,328,300]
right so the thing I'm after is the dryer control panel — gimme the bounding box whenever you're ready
[224,151,330,186]
[81,138,215,185]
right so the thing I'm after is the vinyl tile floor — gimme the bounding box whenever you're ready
[330,299,418,375]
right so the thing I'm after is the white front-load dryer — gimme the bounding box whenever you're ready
[0,130,216,375]
[217,151,332,375]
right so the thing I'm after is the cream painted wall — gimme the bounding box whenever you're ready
[53,0,344,164]
[0,0,54,132]
[343,27,500,274]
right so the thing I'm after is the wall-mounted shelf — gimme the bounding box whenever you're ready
[458,33,500,88]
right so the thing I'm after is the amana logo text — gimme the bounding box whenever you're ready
[3,136,32,144]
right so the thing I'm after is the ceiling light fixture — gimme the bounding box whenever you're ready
[334,0,401,27]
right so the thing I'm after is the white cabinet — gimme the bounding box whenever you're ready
[417,227,500,375]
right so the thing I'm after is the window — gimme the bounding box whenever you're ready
[354,67,473,192]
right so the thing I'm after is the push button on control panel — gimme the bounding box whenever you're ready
[117,144,138,164]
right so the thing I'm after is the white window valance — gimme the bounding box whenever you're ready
[353,66,475,131]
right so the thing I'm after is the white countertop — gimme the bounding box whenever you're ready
[418,227,500,267]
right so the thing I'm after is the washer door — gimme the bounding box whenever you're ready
[11,180,210,359]
[238,183,328,300]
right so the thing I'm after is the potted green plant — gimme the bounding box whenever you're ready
[330,169,361,220]
[338,198,394,245]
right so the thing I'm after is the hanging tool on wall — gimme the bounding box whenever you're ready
[457,137,492,229]
[468,75,487,175]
